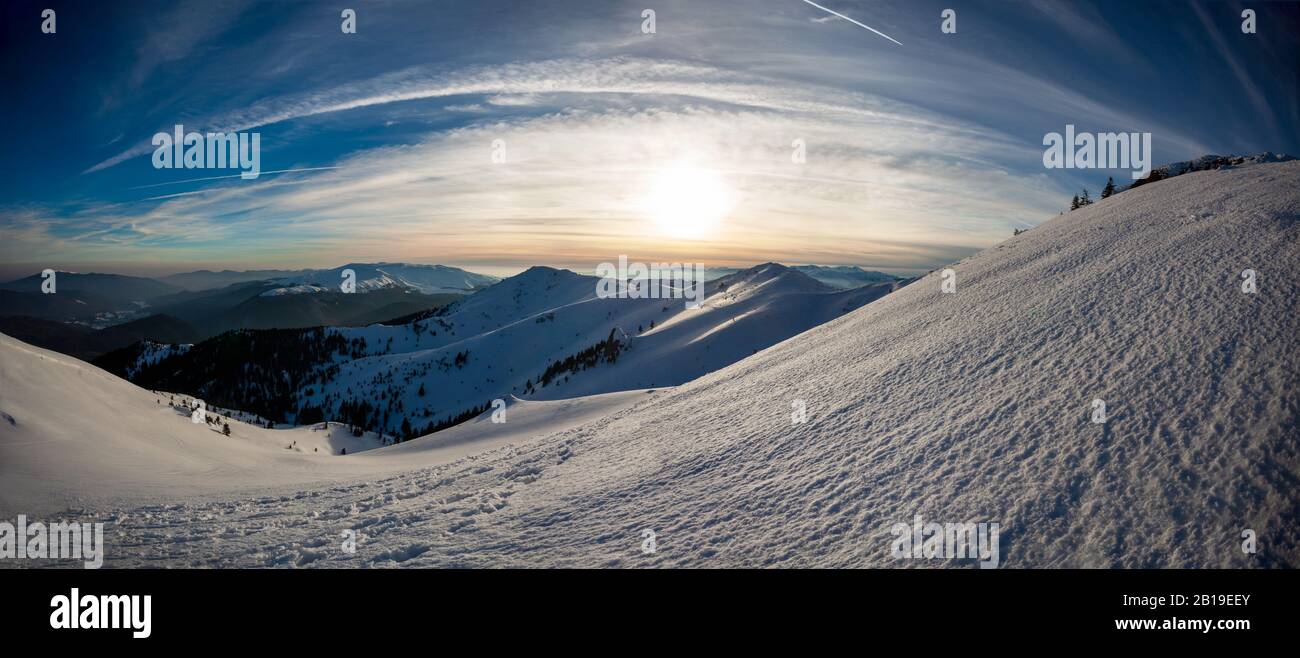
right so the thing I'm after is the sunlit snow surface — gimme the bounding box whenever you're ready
[1,162,1297,567]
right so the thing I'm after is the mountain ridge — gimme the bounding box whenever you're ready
[102,263,903,440]
[1,161,1296,567]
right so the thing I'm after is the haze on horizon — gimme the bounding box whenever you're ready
[1,0,1296,281]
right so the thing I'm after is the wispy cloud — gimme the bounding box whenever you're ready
[86,56,948,173]
[32,64,1067,274]
[122,0,256,94]
[1189,1,1281,147]
[7,0,1294,275]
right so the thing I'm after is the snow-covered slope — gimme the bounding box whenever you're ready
[3,161,1296,568]
[705,264,901,289]
[296,263,899,433]
[1126,152,1295,191]
[0,332,649,515]
[259,284,332,297]
[118,340,191,378]
[121,263,899,439]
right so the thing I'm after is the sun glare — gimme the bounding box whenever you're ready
[644,166,734,239]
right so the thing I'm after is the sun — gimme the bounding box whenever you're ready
[643,165,734,238]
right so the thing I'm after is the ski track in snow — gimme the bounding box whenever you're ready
[3,162,1298,568]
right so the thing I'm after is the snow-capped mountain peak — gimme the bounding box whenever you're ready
[710,263,834,298]
[264,263,499,296]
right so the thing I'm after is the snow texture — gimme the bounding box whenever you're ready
[1,161,1297,568]
[271,262,896,436]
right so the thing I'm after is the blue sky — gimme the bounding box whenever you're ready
[1,0,1296,278]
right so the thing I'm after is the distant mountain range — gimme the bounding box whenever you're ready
[0,314,198,362]
[0,263,493,359]
[156,263,501,293]
[99,263,913,440]
[157,268,313,292]
[264,263,500,295]
[0,271,181,301]
[1,262,911,366]
[0,272,182,326]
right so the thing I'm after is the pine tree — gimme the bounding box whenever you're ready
[1080,188,1092,206]
[222,422,231,436]
[1101,177,1116,199]
[1070,194,1080,211]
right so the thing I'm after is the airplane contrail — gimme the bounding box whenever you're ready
[800,0,903,46]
